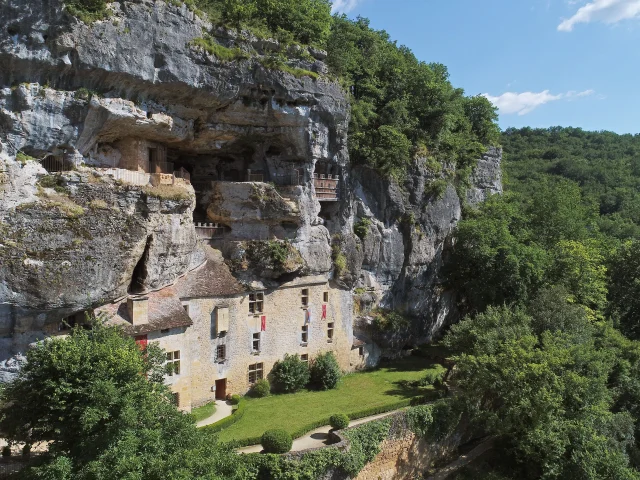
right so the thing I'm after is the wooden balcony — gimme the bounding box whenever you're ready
[313,174,339,201]
[195,222,225,240]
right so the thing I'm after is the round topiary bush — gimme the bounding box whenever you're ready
[271,354,310,393]
[329,413,350,430]
[261,429,293,454]
[310,352,342,390]
[1,446,10,457]
[22,444,31,456]
[229,394,241,405]
[250,378,271,398]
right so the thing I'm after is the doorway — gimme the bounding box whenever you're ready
[215,378,227,400]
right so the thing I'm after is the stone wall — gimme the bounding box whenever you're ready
[355,431,432,480]
[182,279,354,407]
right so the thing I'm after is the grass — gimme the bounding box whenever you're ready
[189,37,249,62]
[191,402,217,423]
[217,356,445,445]
[141,184,193,202]
[259,56,319,80]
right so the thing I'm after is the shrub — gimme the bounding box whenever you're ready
[1,446,10,457]
[329,414,349,430]
[271,354,310,393]
[354,218,371,240]
[22,444,31,456]
[310,352,341,390]
[229,394,241,405]
[261,429,293,454]
[250,378,271,398]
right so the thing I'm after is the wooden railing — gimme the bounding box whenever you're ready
[195,222,225,240]
[313,174,339,201]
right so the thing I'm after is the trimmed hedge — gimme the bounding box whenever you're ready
[226,398,417,448]
[329,414,349,430]
[200,398,247,433]
[261,429,293,454]
[229,394,241,405]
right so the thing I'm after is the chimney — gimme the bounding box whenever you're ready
[127,297,149,326]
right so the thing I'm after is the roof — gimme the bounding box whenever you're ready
[174,247,244,298]
[352,333,369,348]
[99,286,193,336]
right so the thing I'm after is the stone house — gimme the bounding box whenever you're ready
[100,249,359,411]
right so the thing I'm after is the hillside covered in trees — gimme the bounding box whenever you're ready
[445,127,640,479]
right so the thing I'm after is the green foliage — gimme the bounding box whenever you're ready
[326,16,499,180]
[64,0,108,23]
[0,322,251,479]
[230,394,242,405]
[444,305,640,479]
[353,217,371,240]
[250,378,271,398]
[189,36,249,61]
[370,308,411,333]
[184,0,332,46]
[609,240,640,340]
[16,151,36,164]
[271,354,310,393]
[38,174,68,194]
[309,351,341,390]
[1,446,10,457]
[503,127,640,241]
[259,55,319,79]
[329,413,349,430]
[261,429,293,453]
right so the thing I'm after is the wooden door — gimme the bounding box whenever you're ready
[215,378,227,400]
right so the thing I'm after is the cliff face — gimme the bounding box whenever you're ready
[0,0,501,367]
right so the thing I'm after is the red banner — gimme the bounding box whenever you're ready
[322,304,327,320]
[261,316,266,331]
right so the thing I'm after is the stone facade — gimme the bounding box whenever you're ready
[181,277,353,409]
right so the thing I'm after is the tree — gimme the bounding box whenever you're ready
[608,240,640,340]
[270,354,310,393]
[0,323,247,479]
[310,352,341,390]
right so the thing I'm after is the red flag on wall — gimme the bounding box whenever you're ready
[322,304,327,320]
[261,315,266,331]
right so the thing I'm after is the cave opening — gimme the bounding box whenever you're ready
[129,236,153,294]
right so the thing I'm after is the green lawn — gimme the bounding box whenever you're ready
[217,356,445,444]
[191,401,217,423]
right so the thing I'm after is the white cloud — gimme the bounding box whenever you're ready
[483,89,595,116]
[558,0,640,31]
[331,0,361,14]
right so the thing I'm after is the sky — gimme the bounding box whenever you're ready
[330,0,640,134]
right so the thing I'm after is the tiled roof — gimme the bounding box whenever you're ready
[99,287,193,336]
[174,247,244,299]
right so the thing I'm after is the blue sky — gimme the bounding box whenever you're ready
[331,0,640,134]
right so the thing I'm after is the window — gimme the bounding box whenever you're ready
[249,292,264,314]
[166,351,181,376]
[216,344,226,362]
[358,346,364,356]
[301,325,308,344]
[160,328,170,334]
[248,362,264,384]
[301,354,309,363]
[327,323,334,342]
[183,304,190,316]
[301,289,309,307]
[172,392,180,407]
[323,291,329,303]
[252,332,261,352]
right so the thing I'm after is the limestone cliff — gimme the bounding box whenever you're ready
[0,0,501,371]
